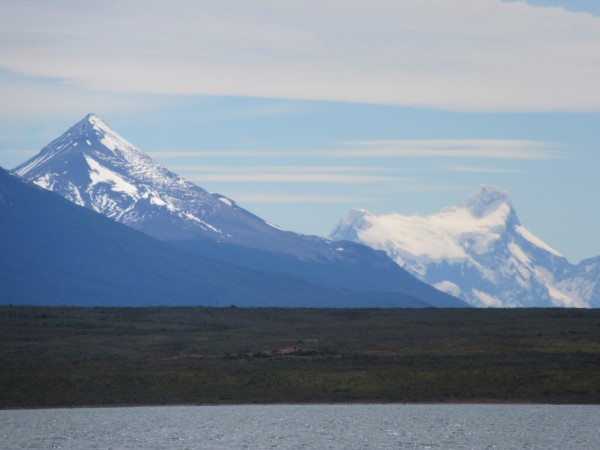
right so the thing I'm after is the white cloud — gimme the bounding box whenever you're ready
[187,173,394,183]
[170,165,396,173]
[227,194,366,203]
[439,165,521,173]
[0,73,162,119]
[1,0,600,111]
[149,139,559,160]
[149,151,287,158]
[177,165,401,183]
[336,140,561,159]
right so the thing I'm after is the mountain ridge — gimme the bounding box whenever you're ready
[0,167,434,308]
[12,114,467,308]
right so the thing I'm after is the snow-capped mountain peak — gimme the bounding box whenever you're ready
[85,112,110,130]
[15,113,173,186]
[16,112,359,249]
[69,112,111,137]
[330,186,597,308]
[465,185,513,219]
[13,114,258,241]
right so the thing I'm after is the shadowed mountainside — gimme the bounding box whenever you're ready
[0,168,429,308]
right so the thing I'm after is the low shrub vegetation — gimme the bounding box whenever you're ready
[1,306,599,407]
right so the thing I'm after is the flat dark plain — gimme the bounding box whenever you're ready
[1,306,599,408]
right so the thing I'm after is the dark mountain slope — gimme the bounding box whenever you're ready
[0,168,430,307]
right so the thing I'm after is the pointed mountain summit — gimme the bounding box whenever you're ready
[465,185,513,218]
[13,113,360,254]
[14,113,275,244]
[331,187,599,308]
[13,114,468,308]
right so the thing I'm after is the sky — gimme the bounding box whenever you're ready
[1,0,599,263]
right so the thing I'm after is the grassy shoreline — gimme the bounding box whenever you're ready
[1,306,599,408]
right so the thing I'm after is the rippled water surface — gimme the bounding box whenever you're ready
[1,404,598,449]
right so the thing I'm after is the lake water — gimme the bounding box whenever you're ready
[1,404,598,449]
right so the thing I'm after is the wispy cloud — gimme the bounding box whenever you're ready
[439,164,521,173]
[231,103,314,119]
[149,139,560,160]
[149,151,298,159]
[171,165,399,173]
[228,194,368,204]
[187,173,394,184]
[175,164,414,183]
[2,1,600,112]
[0,70,159,119]
[335,140,561,159]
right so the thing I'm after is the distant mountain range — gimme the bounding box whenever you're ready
[331,186,600,308]
[8,113,466,308]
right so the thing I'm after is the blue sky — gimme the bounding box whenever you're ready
[1,0,599,263]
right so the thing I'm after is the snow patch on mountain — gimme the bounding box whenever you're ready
[472,289,503,308]
[515,225,562,257]
[433,280,461,297]
[85,155,138,196]
[218,197,233,207]
[32,173,56,190]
